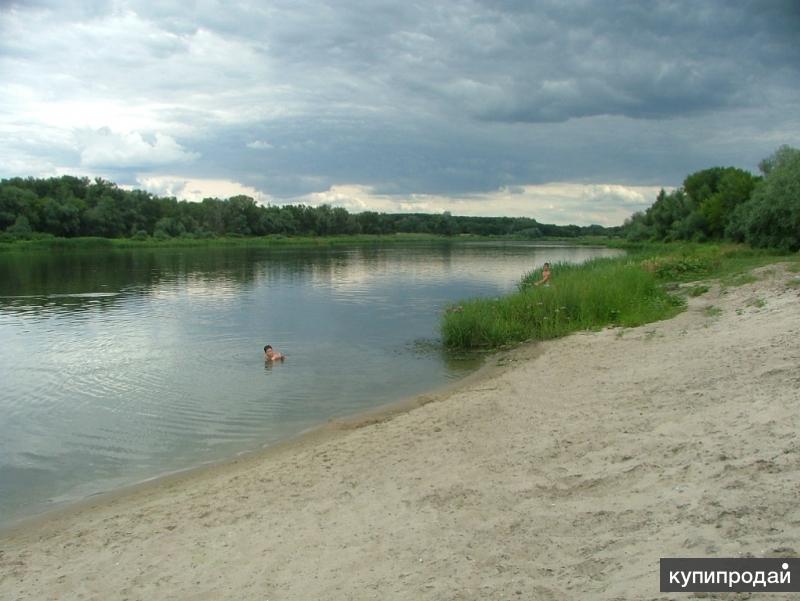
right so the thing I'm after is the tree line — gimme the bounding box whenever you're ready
[622,145,800,251]
[0,176,611,241]
[4,144,796,248]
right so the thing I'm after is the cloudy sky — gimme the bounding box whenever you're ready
[2,0,799,225]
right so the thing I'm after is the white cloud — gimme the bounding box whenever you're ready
[292,182,666,226]
[78,128,199,169]
[134,175,273,203]
[247,140,274,150]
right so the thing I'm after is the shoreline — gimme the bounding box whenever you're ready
[2,263,798,600]
[0,348,507,538]
[0,234,612,254]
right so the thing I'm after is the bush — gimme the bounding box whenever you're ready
[640,254,719,280]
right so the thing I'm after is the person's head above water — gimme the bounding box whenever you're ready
[264,344,284,361]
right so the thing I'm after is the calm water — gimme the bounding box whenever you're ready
[0,242,620,526]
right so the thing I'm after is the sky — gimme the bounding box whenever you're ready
[1,0,799,226]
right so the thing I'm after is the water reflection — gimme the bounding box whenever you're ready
[0,242,621,526]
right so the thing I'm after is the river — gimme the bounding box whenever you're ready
[0,241,621,526]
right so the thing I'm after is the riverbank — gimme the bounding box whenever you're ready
[0,232,443,252]
[2,263,799,600]
[0,233,600,252]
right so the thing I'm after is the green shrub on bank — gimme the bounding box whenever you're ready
[442,257,684,349]
[640,253,719,280]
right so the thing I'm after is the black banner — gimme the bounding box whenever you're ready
[660,558,799,592]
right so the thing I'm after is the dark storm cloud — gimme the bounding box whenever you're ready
[1,0,799,223]
[367,0,799,124]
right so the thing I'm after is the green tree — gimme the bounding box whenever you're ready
[201,198,226,235]
[222,195,259,235]
[0,185,37,230]
[737,146,800,251]
[623,212,654,241]
[153,217,186,238]
[5,215,33,238]
[84,194,126,237]
[698,168,758,238]
[648,189,690,240]
[356,211,383,234]
[434,211,458,236]
[331,206,360,234]
[41,196,84,237]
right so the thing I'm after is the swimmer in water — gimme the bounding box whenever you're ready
[263,344,285,361]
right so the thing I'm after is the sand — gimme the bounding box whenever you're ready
[1,263,799,600]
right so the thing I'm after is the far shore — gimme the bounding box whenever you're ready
[0,233,614,253]
[1,263,798,600]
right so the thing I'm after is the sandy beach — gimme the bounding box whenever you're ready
[1,263,799,600]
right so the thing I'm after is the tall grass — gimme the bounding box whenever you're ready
[442,257,684,349]
[442,242,798,350]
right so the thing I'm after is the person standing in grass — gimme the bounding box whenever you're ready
[533,262,552,287]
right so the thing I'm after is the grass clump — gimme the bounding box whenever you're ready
[442,257,684,349]
[745,297,766,309]
[687,284,710,297]
[722,273,758,287]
